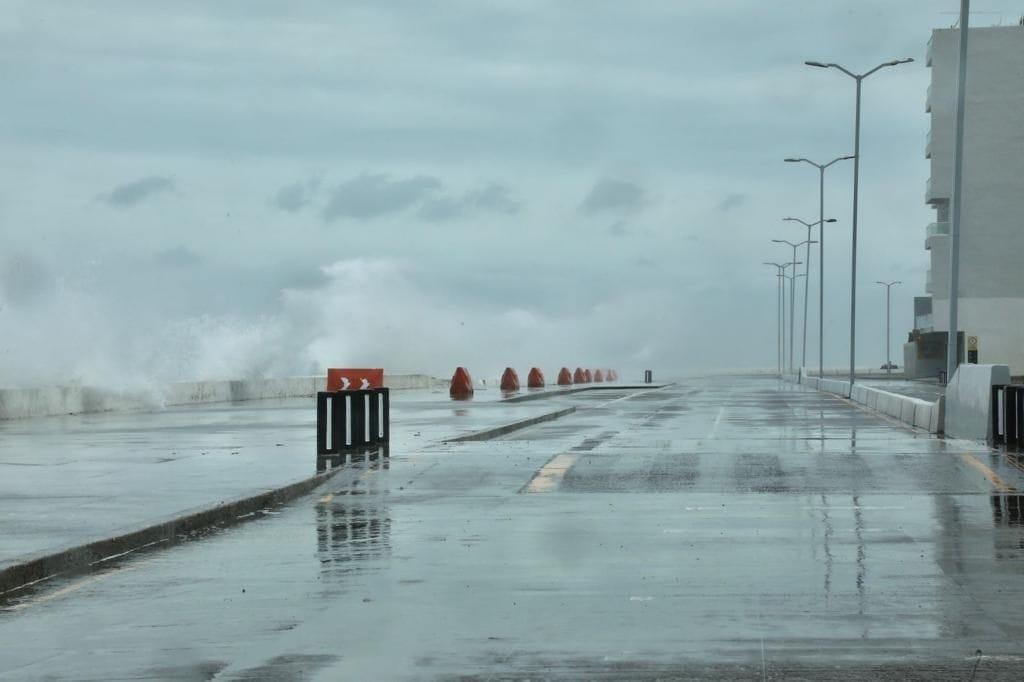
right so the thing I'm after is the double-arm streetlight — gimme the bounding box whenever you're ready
[783,215,838,372]
[876,280,902,375]
[805,57,913,388]
[784,155,854,377]
[772,239,817,371]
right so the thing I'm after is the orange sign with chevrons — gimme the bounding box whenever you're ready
[327,368,384,391]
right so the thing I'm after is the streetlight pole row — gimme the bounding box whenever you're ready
[784,156,853,378]
[782,214,840,374]
[803,57,913,387]
[772,239,816,372]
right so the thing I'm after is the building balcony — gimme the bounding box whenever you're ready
[925,221,948,249]
[925,177,947,204]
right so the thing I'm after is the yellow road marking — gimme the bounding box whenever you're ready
[959,453,1016,492]
[523,453,579,493]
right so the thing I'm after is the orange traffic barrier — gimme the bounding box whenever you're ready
[528,367,545,388]
[593,369,604,383]
[500,367,520,392]
[573,367,586,384]
[557,368,573,385]
[450,366,474,399]
[583,369,593,383]
[327,368,384,391]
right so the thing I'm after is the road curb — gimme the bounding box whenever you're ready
[0,466,344,597]
[444,407,577,442]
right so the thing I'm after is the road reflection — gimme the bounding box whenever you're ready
[316,457,391,581]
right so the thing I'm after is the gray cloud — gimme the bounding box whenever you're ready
[322,173,442,222]
[418,183,522,222]
[272,174,323,213]
[154,246,202,268]
[579,179,646,216]
[98,176,175,207]
[717,192,747,211]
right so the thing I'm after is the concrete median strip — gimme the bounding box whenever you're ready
[0,466,346,597]
[444,407,577,442]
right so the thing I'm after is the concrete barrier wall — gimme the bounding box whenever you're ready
[944,364,1010,441]
[0,373,447,420]
[797,370,942,434]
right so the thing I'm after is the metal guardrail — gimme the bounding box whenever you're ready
[316,388,390,456]
[991,384,1024,446]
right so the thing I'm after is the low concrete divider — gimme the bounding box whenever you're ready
[794,371,942,434]
[0,373,446,420]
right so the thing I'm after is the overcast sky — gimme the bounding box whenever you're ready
[1,1,1019,387]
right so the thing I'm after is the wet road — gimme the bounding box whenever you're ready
[0,388,573,569]
[3,376,1024,680]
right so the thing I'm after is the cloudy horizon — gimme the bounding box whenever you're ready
[1,1,1017,387]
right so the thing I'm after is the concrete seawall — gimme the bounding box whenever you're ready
[0,374,446,420]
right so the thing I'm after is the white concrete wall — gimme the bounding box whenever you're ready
[944,363,1009,441]
[796,372,942,434]
[0,373,447,420]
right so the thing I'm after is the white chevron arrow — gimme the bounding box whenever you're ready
[341,377,351,389]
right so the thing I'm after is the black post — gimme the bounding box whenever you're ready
[351,391,367,446]
[992,386,1002,444]
[331,393,346,452]
[369,390,380,440]
[316,392,329,454]
[381,388,390,445]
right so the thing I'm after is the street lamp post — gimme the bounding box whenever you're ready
[773,239,817,371]
[764,262,786,376]
[783,215,839,373]
[784,155,854,378]
[805,57,913,388]
[876,281,901,376]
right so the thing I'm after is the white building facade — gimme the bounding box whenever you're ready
[911,25,1024,376]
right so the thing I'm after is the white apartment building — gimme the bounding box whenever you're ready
[907,24,1024,377]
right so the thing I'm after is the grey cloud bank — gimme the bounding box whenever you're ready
[97,176,175,207]
[4,1,1017,387]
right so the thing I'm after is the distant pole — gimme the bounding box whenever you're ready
[765,262,786,375]
[772,239,816,372]
[876,281,901,376]
[806,57,914,388]
[785,156,853,378]
[946,0,970,382]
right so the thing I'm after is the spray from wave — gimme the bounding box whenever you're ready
[0,257,679,390]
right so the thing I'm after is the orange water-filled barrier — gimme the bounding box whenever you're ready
[500,367,520,392]
[450,367,474,400]
[583,369,593,383]
[557,368,573,385]
[593,369,605,383]
[573,367,586,384]
[527,367,545,388]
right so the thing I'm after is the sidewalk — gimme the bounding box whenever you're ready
[0,387,585,577]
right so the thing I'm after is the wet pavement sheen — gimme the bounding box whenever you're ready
[3,376,1024,680]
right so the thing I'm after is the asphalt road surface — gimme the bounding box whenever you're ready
[3,376,1024,680]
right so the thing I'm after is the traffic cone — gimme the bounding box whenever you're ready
[573,367,586,384]
[583,369,592,383]
[594,369,604,383]
[528,367,545,388]
[450,367,474,399]
[500,367,520,392]
[557,368,573,386]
